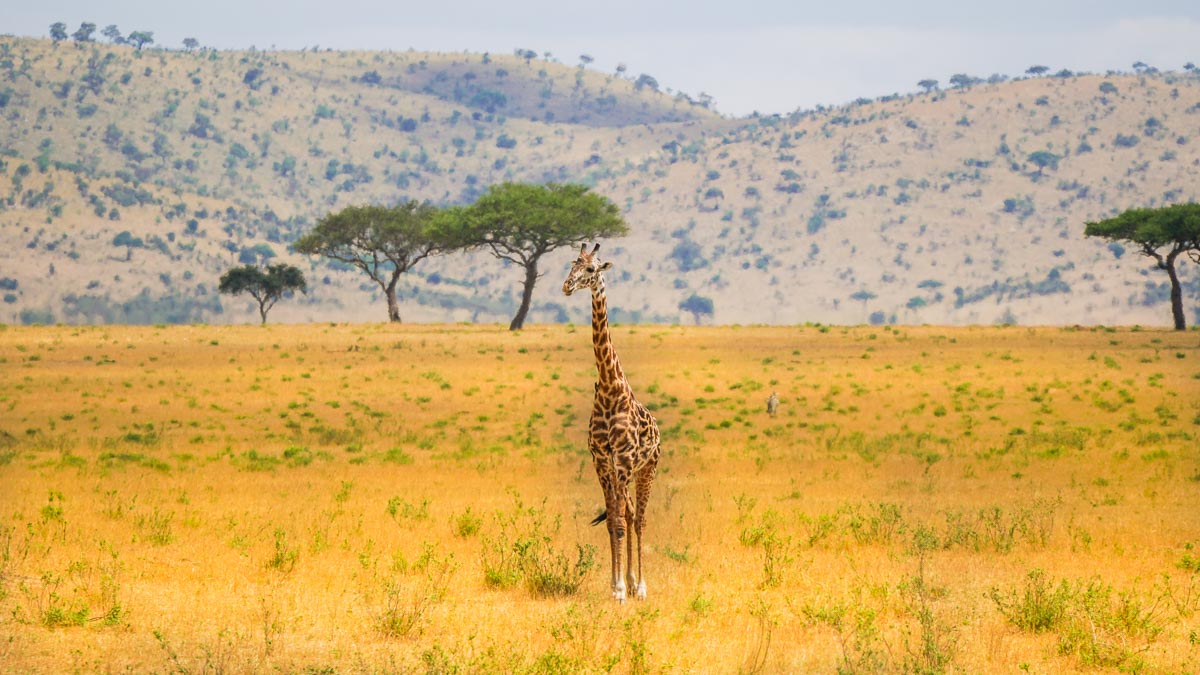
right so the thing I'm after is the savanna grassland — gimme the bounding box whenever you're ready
[0,323,1197,673]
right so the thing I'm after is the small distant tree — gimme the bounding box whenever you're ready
[71,22,97,44]
[50,22,68,44]
[1026,150,1061,177]
[851,290,877,318]
[127,31,154,50]
[679,294,713,324]
[634,74,659,91]
[182,37,199,52]
[243,67,265,90]
[579,54,594,66]
[294,201,450,322]
[917,79,939,93]
[101,25,123,44]
[1085,203,1200,330]
[1025,65,1049,76]
[948,73,979,88]
[112,230,144,260]
[437,182,627,331]
[218,263,307,324]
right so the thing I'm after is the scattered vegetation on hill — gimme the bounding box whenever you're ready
[0,35,1197,326]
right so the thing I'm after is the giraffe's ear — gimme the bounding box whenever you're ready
[599,261,613,271]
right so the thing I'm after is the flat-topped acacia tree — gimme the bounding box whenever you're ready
[295,200,450,323]
[218,263,307,324]
[1085,203,1200,330]
[438,182,628,331]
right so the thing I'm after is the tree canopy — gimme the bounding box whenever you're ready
[1027,150,1061,176]
[679,294,714,324]
[128,31,154,50]
[294,201,449,322]
[1085,203,1200,329]
[437,182,627,330]
[71,22,97,44]
[218,263,307,324]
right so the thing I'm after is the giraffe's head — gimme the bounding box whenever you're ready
[562,243,613,297]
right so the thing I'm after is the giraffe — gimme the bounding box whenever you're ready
[561,243,661,602]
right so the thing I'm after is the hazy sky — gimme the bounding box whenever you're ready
[7,1,1200,116]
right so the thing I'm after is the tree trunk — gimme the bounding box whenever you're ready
[509,259,539,331]
[259,302,268,324]
[384,272,402,323]
[1165,251,1185,330]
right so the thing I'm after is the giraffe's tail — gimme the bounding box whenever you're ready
[590,510,607,526]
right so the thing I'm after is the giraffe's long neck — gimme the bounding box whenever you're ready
[591,281,627,388]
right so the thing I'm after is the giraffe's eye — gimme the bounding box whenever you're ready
[586,265,596,273]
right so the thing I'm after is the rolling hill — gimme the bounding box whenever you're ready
[0,36,1197,326]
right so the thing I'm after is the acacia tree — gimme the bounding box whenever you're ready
[438,182,627,331]
[1085,203,1200,330]
[127,31,154,50]
[679,294,714,324]
[72,22,97,44]
[949,73,979,88]
[295,201,449,322]
[50,22,68,43]
[218,263,307,324]
[1027,150,1061,178]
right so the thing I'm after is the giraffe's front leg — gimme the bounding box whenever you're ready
[607,502,627,603]
[595,461,626,602]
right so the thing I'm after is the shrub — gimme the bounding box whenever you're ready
[990,570,1168,668]
[480,497,595,597]
[1113,133,1139,148]
[989,569,1070,632]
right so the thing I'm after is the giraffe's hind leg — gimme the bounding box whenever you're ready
[624,493,636,595]
[632,463,658,600]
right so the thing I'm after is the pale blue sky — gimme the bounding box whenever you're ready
[7,1,1199,116]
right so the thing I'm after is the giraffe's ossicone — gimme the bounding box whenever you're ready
[563,243,661,602]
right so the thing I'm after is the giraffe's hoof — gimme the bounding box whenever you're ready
[636,581,647,600]
[613,580,627,603]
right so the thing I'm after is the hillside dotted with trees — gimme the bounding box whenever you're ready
[0,32,1198,326]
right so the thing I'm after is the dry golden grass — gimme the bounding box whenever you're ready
[0,322,1197,673]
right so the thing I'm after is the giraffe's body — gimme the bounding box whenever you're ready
[563,243,660,602]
